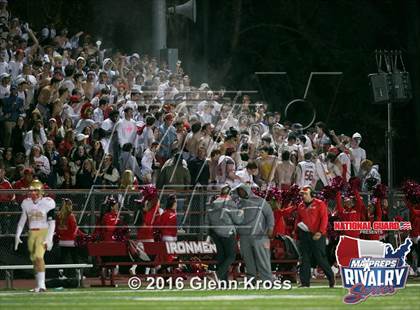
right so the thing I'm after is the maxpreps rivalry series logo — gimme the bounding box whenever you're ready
[336,236,412,304]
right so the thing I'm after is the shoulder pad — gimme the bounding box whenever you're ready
[22,197,32,203]
[43,197,56,208]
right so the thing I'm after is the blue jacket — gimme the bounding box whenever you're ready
[3,95,24,122]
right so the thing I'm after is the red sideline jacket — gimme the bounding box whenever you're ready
[56,214,78,244]
[335,191,364,238]
[156,208,177,237]
[408,202,420,237]
[296,198,329,236]
[137,202,160,240]
[273,204,297,236]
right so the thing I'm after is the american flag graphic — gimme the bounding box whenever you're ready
[399,222,412,230]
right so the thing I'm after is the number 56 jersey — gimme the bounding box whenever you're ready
[296,160,317,188]
[21,197,56,229]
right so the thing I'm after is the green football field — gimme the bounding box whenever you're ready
[0,283,419,310]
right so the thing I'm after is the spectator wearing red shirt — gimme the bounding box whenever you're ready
[58,129,75,157]
[0,167,15,234]
[296,186,334,288]
[0,167,14,202]
[335,190,364,238]
[13,167,34,203]
[55,198,80,277]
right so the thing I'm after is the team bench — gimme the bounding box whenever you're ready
[87,240,298,286]
[0,264,93,289]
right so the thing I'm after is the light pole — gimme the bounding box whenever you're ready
[369,50,412,203]
[152,0,167,57]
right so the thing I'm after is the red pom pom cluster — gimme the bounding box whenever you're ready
[402,180,420,204]
[251,185,301,205]
[318,176,346,201]
[139,185,158,203]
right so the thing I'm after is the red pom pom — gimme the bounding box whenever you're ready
[282,185,302,205]
[140,185,158,202]
[402,180,420,205]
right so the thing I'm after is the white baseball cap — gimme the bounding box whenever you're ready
[352,132,362,140]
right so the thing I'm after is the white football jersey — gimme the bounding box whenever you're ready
[296,160,316,188]
[21,197,56,229]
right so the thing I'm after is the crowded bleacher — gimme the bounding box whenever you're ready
[0,0,419,287]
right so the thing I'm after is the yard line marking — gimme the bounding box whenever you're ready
[1,283,419,296]
[128,295,337,301]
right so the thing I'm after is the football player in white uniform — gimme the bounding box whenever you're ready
[15,180,56,292]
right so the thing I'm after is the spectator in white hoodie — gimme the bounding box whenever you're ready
[26,145,51,179]
[116,106,137,149]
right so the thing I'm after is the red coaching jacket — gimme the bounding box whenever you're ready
[156,208,177,237]
[296,198,329,236]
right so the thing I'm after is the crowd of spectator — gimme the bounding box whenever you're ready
[0,1,419,279]
[0,0,377,194]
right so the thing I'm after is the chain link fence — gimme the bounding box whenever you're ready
[0,188,412,273]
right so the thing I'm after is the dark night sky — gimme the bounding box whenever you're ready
[9,0,420,186]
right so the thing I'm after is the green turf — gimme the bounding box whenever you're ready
[0,284,419,310]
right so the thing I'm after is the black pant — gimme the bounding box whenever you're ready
[59,246,79,277]
[0,202,18,234]
[210,232,236,281]
[298,228,334,286]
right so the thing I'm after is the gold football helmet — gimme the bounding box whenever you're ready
[29,179,44,195]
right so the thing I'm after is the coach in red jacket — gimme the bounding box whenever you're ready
[296,186,334,288]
